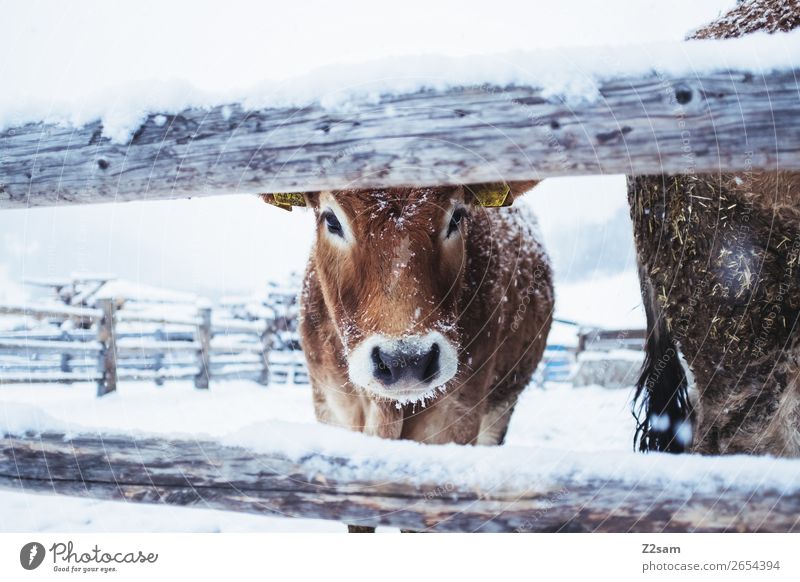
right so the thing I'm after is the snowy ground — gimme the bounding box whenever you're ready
[0,379,634,532]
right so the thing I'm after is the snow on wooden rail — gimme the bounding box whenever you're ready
[1,32,799,208]
[1,423,799,532]
[0,303,102,320]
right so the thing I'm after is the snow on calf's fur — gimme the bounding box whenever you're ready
[263,184,553,445]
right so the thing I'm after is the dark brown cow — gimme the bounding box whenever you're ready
[631,0,800,456]
[264,184,553,447]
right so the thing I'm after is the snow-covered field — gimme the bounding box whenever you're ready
[0,379,634,532]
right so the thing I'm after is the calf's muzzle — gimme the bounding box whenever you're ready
[371,343,440,385]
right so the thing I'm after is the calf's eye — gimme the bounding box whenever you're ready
[446,208,468,238]
[323,211,344,238]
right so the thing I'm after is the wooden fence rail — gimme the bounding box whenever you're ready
[577,328,647,354]
[1,48,799,208]
[0,303,102,320]
[1,427,798,532]
[0,338,103,354]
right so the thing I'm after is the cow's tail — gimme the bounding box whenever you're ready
[633,262,692,453]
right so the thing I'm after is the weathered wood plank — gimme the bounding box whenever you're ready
[96,298,117,396]
[1,431,798,532]
[1,68,798,208]
[0,338,102,354]
[0,303,102,320]
[194,306,212,390]
[114,342,200,356]
[116,312,201,327]
[0,372,102,384]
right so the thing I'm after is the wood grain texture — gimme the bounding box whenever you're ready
[1,69,798,208]
[1,431,798,532]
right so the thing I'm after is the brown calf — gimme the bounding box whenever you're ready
[265,184,553,446]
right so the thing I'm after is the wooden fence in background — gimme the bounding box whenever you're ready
[0,300,307,395]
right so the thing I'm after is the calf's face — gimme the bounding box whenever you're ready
[308,187,469,403]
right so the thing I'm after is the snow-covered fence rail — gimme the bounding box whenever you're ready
[0,338,103,355]
[1,33,799,208]
[0,303,102,322]
[1,426,798,532]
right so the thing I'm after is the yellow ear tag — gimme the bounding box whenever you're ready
[261,192,306,211]
[470,182,512,207]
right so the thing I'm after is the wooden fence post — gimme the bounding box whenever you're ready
[96,298,117,397]
[60,353,72,374]
[194,306,211,390]
[258,318,275,386]
[59,330,72,374]
[153,328,165,387]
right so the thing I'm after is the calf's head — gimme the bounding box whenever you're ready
[264,183,535,403]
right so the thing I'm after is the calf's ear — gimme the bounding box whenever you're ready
[507,181,540,199]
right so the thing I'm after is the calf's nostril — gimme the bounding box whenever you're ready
[371,346,394,382]
[421,343,440,382]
